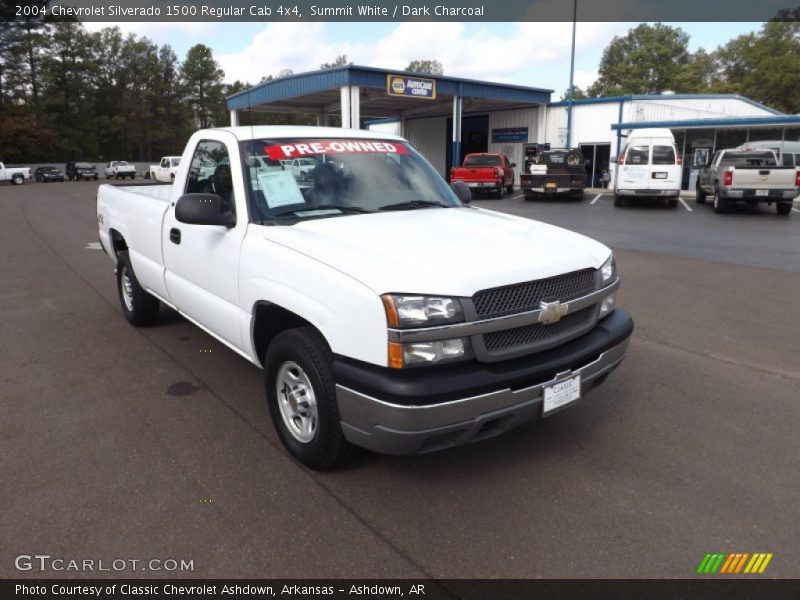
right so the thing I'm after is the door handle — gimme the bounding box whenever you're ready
[169,228,181,244]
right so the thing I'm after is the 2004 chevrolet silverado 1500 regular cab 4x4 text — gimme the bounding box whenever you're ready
[97,126,633,470]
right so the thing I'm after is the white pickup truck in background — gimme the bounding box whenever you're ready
[0,162,32,185]
[694,149,799,215]
[149,156,181,182]
[105,161,137,180]
[97,126,633,470]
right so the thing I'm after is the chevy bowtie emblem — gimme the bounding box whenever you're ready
[538,300,569,324]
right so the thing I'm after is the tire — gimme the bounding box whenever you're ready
[712,189,727,214]
[523,192,534,201]
[494,186,503,199]
[11,174,23,185]
[613,194,624,207]
[116,251,160,326]
[506,182,514,194]
[777,202,792,216]
[264,326,356,470]
[667,198,678,209]
[571,190,584,201]
[94,175,98,181]
[696,184,707,204]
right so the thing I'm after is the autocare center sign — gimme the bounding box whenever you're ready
[386,74,437,99]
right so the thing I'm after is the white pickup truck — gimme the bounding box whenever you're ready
[149,156,181,182]
[105,161,137,180]
[0,162,32,185]
[694,149,799,215]
[97,126,633,470]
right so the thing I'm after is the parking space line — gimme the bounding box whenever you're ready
[590,194,603,205]
[679,198,693,212]
[792,208,800,213]
[512,193,524,200]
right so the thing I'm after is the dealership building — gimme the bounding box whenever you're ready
[227,65,800,189]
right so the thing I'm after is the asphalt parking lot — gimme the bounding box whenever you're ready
[2,180,799,579]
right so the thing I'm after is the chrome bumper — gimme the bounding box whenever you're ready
[337,337,629,455]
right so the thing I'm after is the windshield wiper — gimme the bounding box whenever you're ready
[378,200,450,211]
[270,204,373,219]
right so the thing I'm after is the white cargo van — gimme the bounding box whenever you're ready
[613,128,682,208]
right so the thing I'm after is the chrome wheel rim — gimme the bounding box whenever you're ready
[120,266,134,312]
[276,361,318,444]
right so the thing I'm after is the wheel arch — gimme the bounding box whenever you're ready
[251,301,323,367]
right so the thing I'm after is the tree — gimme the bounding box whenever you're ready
[405,59,444,75]
[587,24,692,97]
[320,54,350,69]
[559,86,587,101]
[181,43,224,129]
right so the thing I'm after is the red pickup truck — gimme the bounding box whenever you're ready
[450,153,516,199]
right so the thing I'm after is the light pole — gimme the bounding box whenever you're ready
[565,0,577,148]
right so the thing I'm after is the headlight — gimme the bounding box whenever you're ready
[600,254,616,285]
[388,338,472,368]
[382,294,464,328]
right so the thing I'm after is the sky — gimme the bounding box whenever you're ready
[83,21,763,96]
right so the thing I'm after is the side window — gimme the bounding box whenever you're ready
[185,140,234,211]
[626,145,649,165]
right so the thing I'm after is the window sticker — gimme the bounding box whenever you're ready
[265,140,408,160]
[257,171,305,208]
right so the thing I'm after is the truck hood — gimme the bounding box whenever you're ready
[259,207,610,296]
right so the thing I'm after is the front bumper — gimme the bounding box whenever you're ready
[616,189,679,197]
[335,309,633,455]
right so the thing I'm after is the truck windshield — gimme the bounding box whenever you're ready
[243,138,461,222]
[463,155,501,166]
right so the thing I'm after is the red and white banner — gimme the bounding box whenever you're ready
[265,140,408,160]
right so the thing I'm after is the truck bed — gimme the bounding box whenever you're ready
[97,183,173,301]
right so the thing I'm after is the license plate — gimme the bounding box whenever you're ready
[755,189,768,196]
[543,374,581,415]
[468,182,488,188]
[545,182,557,189]
[653,172,667,179]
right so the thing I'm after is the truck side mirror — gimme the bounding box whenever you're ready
[451,181,473,204]
[175,194,236,228]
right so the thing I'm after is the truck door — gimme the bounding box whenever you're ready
[162,137,248,352]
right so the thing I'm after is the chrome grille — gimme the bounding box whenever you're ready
[483,306,596,353]
[472,269,596,319]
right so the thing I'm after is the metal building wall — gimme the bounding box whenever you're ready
[487,107,540,184]
[628,97,775,122]
[405,117,448,178]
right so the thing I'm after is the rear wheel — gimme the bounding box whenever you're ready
[11,174,23,185]
[494,186,503,199]
[696,184,707,204]
[116,251,160,326]
[506,182,514,194]
[667,198,678,209]
[777,202,792,216]
[613,194,625,207]
[265,327,356,470]
[712,189,727,214]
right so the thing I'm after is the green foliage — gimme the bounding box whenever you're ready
[181,43,225,129]
[559,86,587,101]
[587,24,692,97]
[320,54,350,69]
[405,59,444,75]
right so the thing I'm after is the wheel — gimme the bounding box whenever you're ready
[94,175,98,180]
[696,184,707,204]
[116,251,160,326]
[712,189,727,214]
[523,192,534,201]
[777,202,792,216]
[264,327,356,470]
[494,186,503,199]
[667,198,678,209]
[506,182,514,194]
[613,194,624,207]
[571,190,584,201]
[11,174,23,185]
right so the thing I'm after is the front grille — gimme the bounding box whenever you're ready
[483,306,595,353]
[473,269,596,319]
